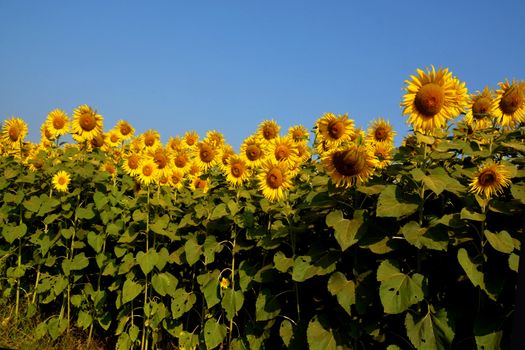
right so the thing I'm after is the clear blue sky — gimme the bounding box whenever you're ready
[1,0,524,150]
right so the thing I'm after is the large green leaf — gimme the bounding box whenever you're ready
[204,318,227,349]
[460,208,485,221]
[377,260,424,314]
[325,210,363,251]
[306,315,341,350]
[222,288,244,321]
[484,230,514,254]
[171,288,196,319]
[136,249,159,275]
[122,279,143,305]
[327,272,355,316]
[255,289,281,321]
[184,236,202,266]
[197,269,221,308]
[292,252,338,282]
[400,221,448,251]
[457,248,496,300]
[376,185,418,218]
[151,272,178,297]
[405,308,455,350]
[475,330,502,350]
[87,231,104,253]
[2,223,27,244]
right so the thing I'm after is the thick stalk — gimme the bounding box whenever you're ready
[227,236,237,348]
[141,186,151,350]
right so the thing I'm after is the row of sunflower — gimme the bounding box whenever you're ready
[0,67,523,350]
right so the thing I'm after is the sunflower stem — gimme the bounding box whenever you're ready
[141,185,151,350]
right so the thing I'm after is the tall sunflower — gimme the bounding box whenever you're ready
[257,120,280,143]
[224,155,250,187]
[315,112,354,147]
[149,147,173,178]
[140,129,161,150]
[240,135,267,169]
[45,109,70,137]
[268,135,300,168]
[287,125,310,143]
[40,123,55,146]
[464,87,496,130]
[190,176,209,193]
[206,130,225,148]
[136,158,158,186]
[322,144,377,187]
[106,130,122,148]
[219,144,235,172]
[115,120,135,140]
[194,140,219,172]
[169,169,185,190]
[52,170,71,192]
[366,118,395,145]
[173,149,192,174]
[122,152,141,177]
[71,105,104,142]
[257,160,293,202]
[167,136,185,153]
[184,131,199,149]
[370,142,393,169]
[401,66,462,133]
[469,160,512,198]
[493,79,525,128]
[1,117,28,149]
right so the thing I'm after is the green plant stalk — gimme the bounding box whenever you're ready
[141,186,151,350]
[227,236,236,348]
[32,187,53,305]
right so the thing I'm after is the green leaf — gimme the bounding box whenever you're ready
[184,237,202,266]
[93,191,109,210]
[47,317,68,340]
[87,231,105,253]
[209,203,228,221]
[327,272,356,316]
[460,208,485,221]
[2,223,27,244]
[509,253,520,272]
[68,252,89,271]
[326,210,363,251]
[376,185,418,218]
[203,235,222,265]
[150,214,170,235]
[204,318,227,349]
[121,279,143,305]
[457,248,496,300]
[116,333,132,350]
[273,251,293,273]
[171,289,196,319]
[222,289,244,321]
[76,204,96,220]
[475,330,502,350]
[280,319,294,348]
[197,270,221,308]
[151,272,178,297]
[307,315,341,350]
[484,230,514,254]
[292,253,338,282]
[405,308,455,350]
[511,183,525,204]
[23,195,42,213]
[400,221,448,251]
[377,260,424,314]
[422,174,447,196]
[77,310,93,329]
[255,289,281,321]
[136,249,159,275]
[37,197,60,216]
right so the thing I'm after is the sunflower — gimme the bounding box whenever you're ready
[129,137,144,153]
[268,135,300,168]
[122,152,141,177]
[322,144,377,187]
[220,277,230,289]
[172,149,192,174]
[140,130,161,150]
[401,66,462,133]
[25,146,46,172]
[469,160,512,198]
[464,87,496,130]
[71,105,104,142]
[493,79,525,128]
[169,169,185,190]
[90,133,106,149]
[450,76,469,115]
[188,160,202,178]
[106,129,122,148]
[257,120,280,143]
[184,131,199,148]
[206,130,225,148]
[45,109,70,137]
[194,140,219,172]
[40,122,55,146]
[52,170,71,192]
[295,142,311,164]
[167,136,185,153]
[287,125,309,143]
[316,112,354,147]
[257,160,293,202]
[366,118,395,145]
[101,160,118,179]
[149,147,173,178]
[115,120,135,140]
[1,117,28,149]
[370,142,393,169]
[240,135,267,169]
[136,158,158,186]
[224,155,250,187]
[219,144,235,172]
[190,176,209,193]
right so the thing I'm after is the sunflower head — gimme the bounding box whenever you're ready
[169,169,185,190]
[184,131,199,148]
[240,135,267,168]
[268,136,300,168]
[106,130,122,147]
[371,142,393,169]
[316,112,354,146]
[206,130,225,148]
[366,118,395,144]
[195,141,219,172]
[288,125,310,143]
[257,160,293,202]
[493,79,525,128]
[191,177,209,193]
[141,130,161,150]
[52,170,71,193]
[46,109,70,137]
[469,160,512,198]
[167,136,185,152]
[322,145,377,187]
[225,155,250,187]
[136,158,158,186]
[71,105,104,142]
[1,117,28,148]
[464,87,496,130]
[258,120,280,142]
[122,152,141,176]
[115,120,135,140]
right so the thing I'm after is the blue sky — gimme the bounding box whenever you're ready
[1,0,524,150]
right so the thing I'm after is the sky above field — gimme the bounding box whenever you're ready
[1,0,524,150]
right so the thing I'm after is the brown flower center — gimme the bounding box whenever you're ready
[263,126,278,140]
[472,97,492,120]
[91,134,105,148]
[246,144,261,161]
[58,176,67,185]
[199,144,215,163]
[154,152,169,169]
[174,154,187,168]
[332,149,365,176]
[32,159,44,169]
[478,170,496,187]
[374,126,388,142]
[327,120,345,140]
[171,174,182,184]
[196,179,207,189]
[79,112,97,131]
[44,127,53,140]
[144,134,156,147]
[414,83,445,116]
[128,155,139,169]
[119,123,132,136]
[110,134,120,143]
[142,164,153,177]
[231,162,245,178]
[8,126,21,142]
[266,167,283,189]
[500,86,523,115]
[53,116,66,130]
[275,145,290,161]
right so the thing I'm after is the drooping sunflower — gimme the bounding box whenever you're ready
[322,144,378,187]
[267,135,300,168]
[187,160,202,178]
[287,125,310,143]
[224,155,250,187]
[464,87,496,130]
[101,160,118,179]
[52,170,71,192]
[450,76,469,115]
[25,145,46,172]
[257,160,293,202]
[183,131,199,149]
[121,152,141,177]
[1,117,28,149]
[401,66,462,133]
[315,112,354,147]
[71,105,104,142]
[240,135,267,169]
[190,176,209,193]
[194,140,220,172]
[40,122,55,146]
[257,120,280,143]
[366,118,396,145]
[115,120,135,140]
[136,158,158,186]
[469,160,512,198]
[295,142,311,164]
[493,79,525,128]
[45,109,70,137]
[370,142,393,169]
[140,129,161,150]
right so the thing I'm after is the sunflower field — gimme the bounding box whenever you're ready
[0,67,524,350]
